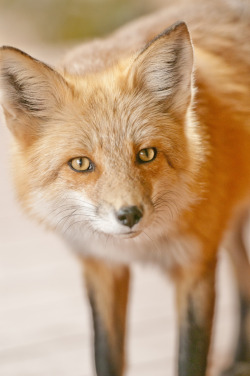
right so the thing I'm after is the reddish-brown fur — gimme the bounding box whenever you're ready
[0,0,250,375]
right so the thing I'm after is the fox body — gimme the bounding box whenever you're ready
[1,0,250,375]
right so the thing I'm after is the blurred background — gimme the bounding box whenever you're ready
[0,0,165,62]
[0,1,238,375]
[1,0,157,42]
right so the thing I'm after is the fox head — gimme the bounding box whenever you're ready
[0,22,202,242]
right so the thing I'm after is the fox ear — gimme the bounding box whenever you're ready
[130,22,194,112]
[0,46,70,141]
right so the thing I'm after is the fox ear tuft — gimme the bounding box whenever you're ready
[130,22,194,111]
[0,46,70,139]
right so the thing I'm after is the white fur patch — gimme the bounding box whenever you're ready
[29,185,202,271]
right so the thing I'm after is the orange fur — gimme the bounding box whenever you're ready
[1,0,250,375]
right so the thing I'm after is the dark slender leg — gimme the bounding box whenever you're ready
[176,266,216,376]
[221,294,250,376]
[83,258,130,376]
[178,300,211,376]
[221,215,250,376]
[221,293,250,376]
[235,295,250,363]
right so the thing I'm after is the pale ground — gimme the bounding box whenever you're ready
[0,23,240,376]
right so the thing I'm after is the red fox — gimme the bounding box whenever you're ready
[0,0,250,375]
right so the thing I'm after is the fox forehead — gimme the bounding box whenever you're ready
[48,69,177,155]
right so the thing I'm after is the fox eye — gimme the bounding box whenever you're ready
[137,148,156,163]
[68,157,94,172]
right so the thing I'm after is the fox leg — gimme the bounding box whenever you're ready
[175,263,216,376]
[221,296,250,376]
[83,258,130,376]
[221,216,250,376]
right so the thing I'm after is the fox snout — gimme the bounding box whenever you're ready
[116,206,143,228]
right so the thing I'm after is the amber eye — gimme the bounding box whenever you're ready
[68,157,94,172]
[137,148,156,163]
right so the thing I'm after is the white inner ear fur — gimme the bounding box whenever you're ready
[0,47,69,120]
[131,22,194,111]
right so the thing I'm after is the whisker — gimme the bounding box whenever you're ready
[104,233,110,250]
[56,209,79,228]
[63,217,100,235]
[49,204,81,218]
[61,196,97,208]
[142,230,160,253]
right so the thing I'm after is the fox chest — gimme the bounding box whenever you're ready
[71,231,202,271]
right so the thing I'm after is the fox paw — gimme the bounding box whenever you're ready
[220,362,250,376]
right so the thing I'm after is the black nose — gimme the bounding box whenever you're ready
[116,206,143,228]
